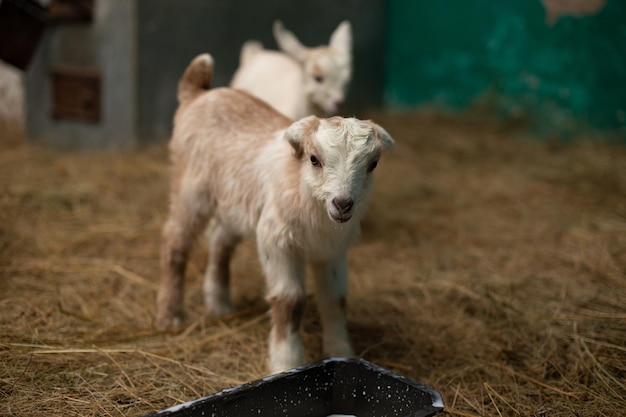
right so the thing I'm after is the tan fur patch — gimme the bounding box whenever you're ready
[301,116,321,137]
[269,294,307,342]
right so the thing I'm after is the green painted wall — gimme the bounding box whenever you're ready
[386,0,626,136]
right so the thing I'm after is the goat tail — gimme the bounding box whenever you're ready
[177,53,214,104]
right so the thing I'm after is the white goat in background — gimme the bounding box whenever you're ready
[157,53,393,374]
[230,20,352,120]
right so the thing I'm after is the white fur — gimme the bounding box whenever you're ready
[270,327,305,373]
[312,259,354,357]
[157,54,393,374]
[230,21,352,119]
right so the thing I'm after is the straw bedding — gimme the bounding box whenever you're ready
[1,112,625,416]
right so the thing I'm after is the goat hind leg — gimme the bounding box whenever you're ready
[156,185,211,330]
[203,220,240,317]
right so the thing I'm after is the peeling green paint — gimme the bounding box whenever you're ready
[386,0,626,136]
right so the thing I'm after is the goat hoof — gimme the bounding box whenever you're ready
[207,303,235,318]
[156,310,184,330]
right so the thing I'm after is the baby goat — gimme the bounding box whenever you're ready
[157,54,393,374]
[230,20,352,120]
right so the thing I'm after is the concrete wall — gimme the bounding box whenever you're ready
[386,0,626,136]
[26,0,136,149]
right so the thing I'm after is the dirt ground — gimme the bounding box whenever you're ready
[1,111,625,417]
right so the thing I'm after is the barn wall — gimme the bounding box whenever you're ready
[136,0,386,142]
[386,0,626,136]
[20,0,624,148]
[25,0,386,147]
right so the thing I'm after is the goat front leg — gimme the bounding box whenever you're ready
[259,243,307,374]
[312,257,355,358]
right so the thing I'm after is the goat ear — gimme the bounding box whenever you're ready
[284,116,320,158]
[369,122,395,151]
[329,20,352,57]
[273,20,307,62]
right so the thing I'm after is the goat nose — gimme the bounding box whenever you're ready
[332,197,354,214]
[334,100,344,110]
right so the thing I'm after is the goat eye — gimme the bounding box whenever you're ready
[314,75,324,83]
[310,155,321,167]
[367,160,378,172]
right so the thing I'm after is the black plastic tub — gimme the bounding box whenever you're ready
[144,357,444,417]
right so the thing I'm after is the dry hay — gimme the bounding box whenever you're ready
[1,112,625,417]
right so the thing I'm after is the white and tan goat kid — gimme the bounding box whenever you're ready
[157,54,393,374]
[230,20,352,120]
